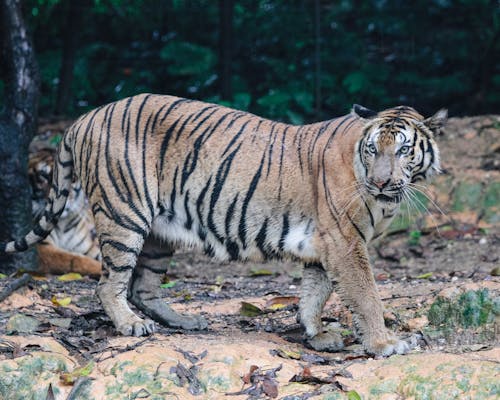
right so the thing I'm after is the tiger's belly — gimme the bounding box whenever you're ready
[151,208,318,262]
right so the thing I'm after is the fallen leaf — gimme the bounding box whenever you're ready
[289,367,333,385]
[0,273,6,279]
[347,390,362,400]
[416,272,433,279]
[262,378,279,398]
[60,361,94,385]
[160,281,176,289]
[57,272,83,281]
[265,296,299,311]
[51,296,72,307]
[242,365,259,384]
[240,302,263,317]
[272,348,301,360]
[250,268,274,277]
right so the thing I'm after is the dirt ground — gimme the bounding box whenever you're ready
[0,115,499,399]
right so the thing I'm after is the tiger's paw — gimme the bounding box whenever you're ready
[306,330,345,352]
[364,334,413,357]
[117,318,155,337]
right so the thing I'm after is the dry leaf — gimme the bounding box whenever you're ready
[60,361,94,385]
[51,296,72,307]
[240,302,263,317]
[57,273,83,281]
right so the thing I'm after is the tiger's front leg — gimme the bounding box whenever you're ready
[129,236,208,330]
[310,236,410,356]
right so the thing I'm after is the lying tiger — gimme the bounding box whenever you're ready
[1,94,446,356]
[29,148,101,276]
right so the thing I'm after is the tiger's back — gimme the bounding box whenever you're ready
[70,94,360,262]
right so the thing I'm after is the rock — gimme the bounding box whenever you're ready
[405,316,429,331]
[6,314,41,334]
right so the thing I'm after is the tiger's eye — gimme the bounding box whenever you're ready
[367,143,377,154]
[399,145,410,155]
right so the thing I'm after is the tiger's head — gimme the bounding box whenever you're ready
[353,104,447,204]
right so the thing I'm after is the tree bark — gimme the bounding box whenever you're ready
[0,0,40,273]
[218,0,234,101]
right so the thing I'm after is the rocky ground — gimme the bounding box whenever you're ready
[0,115,499,399]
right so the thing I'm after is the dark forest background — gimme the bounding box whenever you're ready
[3,0,500,123]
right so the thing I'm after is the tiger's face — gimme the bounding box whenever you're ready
[354,105,446,204]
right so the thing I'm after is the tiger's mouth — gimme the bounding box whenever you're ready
[375,193,403,203]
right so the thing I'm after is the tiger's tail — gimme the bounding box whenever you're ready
[0,134,74,253]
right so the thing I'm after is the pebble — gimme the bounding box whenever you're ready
[479,237,488,245]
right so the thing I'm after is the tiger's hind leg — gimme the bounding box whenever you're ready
[95,222,155,337]
[129,235,208,330]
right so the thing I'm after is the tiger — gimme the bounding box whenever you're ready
[0,94,446,356]
[28,148,101,276]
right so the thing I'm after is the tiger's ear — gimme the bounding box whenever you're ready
[352,104,378,119]
[423,109,448,135]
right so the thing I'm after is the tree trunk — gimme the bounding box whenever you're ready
[0,0,40,273]
[55,1,85,115]
[218,0,234,101]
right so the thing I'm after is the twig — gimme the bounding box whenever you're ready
[0,273,31,302]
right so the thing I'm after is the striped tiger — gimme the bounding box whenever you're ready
[0,94,446,356]
[28,148,101,276]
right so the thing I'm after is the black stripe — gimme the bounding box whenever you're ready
[256,218,269,258]
[72,233,88,251]
[14,238,28,251]
[221,119,250,157]
[159,117,181,172]
[363,198,375,228]
[226,240,240,260]
[141,111,156,219]
[278,212,290,252]
[238,150,266,248]
[101,239,139,255]
[277,126,289,200]
[196,176,213,228]
[266,122,279,177]
[33,224,50,237]
[184,190,193,230]
[207,143,242,242]
[347,213,366,242]
[168,166,179,221]
[159,98,190,125]
[225,194,239,236]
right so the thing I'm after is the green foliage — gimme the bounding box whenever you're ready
[9,0,500,120]
[408,230,422,246]
[428,289,499,329]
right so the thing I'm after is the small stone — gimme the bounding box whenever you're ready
[6,313,41,334]
[48,318,72,329]
[491,267,500,277]
[405,316,429,331]
[437,286,461,300]
[479,237,488,245]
